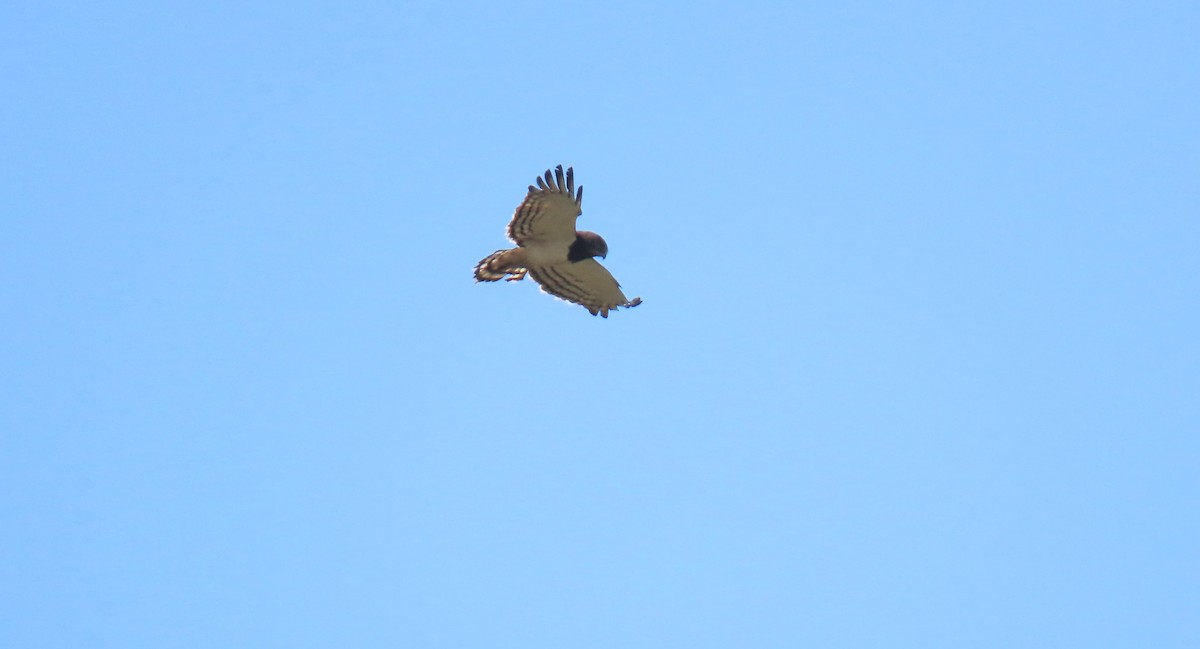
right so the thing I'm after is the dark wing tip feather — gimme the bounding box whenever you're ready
[530,165,582,203]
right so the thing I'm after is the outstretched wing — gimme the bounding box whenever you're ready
[506,165,583,246]
[528,259,642,318]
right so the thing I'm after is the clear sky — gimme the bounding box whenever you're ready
[2,2,1197,647]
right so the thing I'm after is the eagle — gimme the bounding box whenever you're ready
[474,165,642,318]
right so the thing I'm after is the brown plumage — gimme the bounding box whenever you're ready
[474,165,642,318]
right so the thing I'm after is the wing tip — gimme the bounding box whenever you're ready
[532,165,583,202]
[585,296,642,317]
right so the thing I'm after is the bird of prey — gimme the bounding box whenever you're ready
[474,165,642,318]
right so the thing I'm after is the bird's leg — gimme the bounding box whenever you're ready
[505,268,528,282]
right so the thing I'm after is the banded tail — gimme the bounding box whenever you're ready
[474,248,528,282]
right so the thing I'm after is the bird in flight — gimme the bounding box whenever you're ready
[474,165,642,318]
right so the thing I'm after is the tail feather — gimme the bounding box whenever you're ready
[474,248,525,282]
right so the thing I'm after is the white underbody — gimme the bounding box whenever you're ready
[520,239,573,267]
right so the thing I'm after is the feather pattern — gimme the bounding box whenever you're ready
[527,259,641,318]
[506,165,583,245]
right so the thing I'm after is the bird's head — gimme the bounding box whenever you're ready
[570,230,609,261]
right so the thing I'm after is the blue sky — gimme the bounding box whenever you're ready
[2,1,1197,647]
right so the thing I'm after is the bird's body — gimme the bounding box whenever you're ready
[474,165,642,318]
[523,240,568,267]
